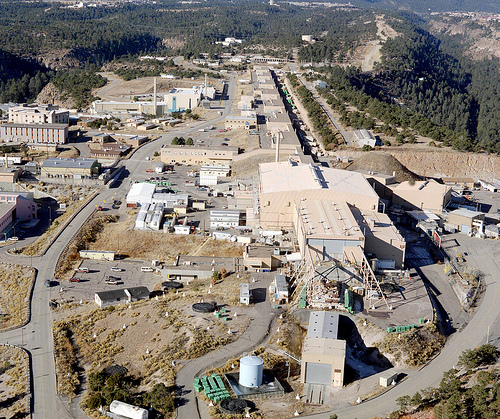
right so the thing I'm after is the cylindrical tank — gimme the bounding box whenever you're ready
[239,355,263,388]
[110,400,148,419]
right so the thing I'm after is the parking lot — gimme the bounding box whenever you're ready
[51,259,162,305]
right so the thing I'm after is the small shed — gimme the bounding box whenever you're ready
[448,208,485,234]
[240,283,251,305]
[379,372,398,387]
[269,274,288,303]
[485,224,500,239]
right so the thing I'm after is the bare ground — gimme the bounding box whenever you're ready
[88,211,243,262]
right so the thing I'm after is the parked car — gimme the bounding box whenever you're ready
[107,276,121,281]
[44,279,51,287]
[75,267,89,273]
[141,267,154,272]
[105,280,118,285]
[8,236,19,241]
[110,267,123,272]
[97,206,103,211]
[69,278,80,282]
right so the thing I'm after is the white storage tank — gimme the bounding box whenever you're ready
[110,400,148,419]
[239,355,263,388]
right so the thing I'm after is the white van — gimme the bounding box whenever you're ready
[141,267,154,272]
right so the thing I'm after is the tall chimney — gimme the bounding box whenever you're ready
[153,77,158,116]
[205,74,208,98]
[275,134,280,162]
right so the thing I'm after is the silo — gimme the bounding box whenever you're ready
[239,355,264,388]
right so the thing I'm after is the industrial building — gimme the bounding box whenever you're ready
[0,123,68,145]
[0,192,37,240]
[91,100,168,116]
[224,115,257,130]
[91,133,149,147]
[447,208,485,234]
[160,145,238,167]
[389,179,452,214]
[8,104,69,125]
[210,209,245,229]
[126,182,188,213]
[164,87,203,112]
[41,158,101,181]
[94,287,150,308]
[243,245,282,272]
[301,311,345,387]
[354,129,379,148]
[258,161,380,230]
[293,199,406,268]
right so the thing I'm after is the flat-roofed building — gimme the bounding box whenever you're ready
[161,145,238,166]
[164,87,203,112]
[269,274,288,303]
[41,158,101,180]
[259,160,380,230]
[9,104,69,125]
[92,100,167,116]
[243,245,282,271]
[1,123,68,145]
[441,177,476,189]
[210,209,245,228]
[389,179,452,214]
[301,311,345,387]
[224,115,257,130]
[0,167,22,184]
[95,287,149,308]
[293,199,405,268]
[448,208,485,234]
[0,192,37,240]
[354,129,379,148]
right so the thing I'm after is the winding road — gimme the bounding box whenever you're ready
[2,64,500,419]
[0,71,236,418]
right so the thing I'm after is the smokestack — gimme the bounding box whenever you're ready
[205,74,208,98]
[275,134,280,162]
[153,77,158,116]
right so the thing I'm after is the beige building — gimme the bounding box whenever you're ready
[293,199,405,268]
[164,87,203,112]
[448,208,485,234]
[1,123,68,145]
[160,145,238,166]
[243,245,282,271]
[389,179,452,214]
[9,104,69,125]
[0,167,21,184]
[301,311,345,387]
[441,177,476,189]
[41,158,101,180]
[92,100,167,116]
[79,250,115,261]
[258,161,380,230]
[224,115,257,130]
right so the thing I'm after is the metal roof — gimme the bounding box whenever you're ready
[42,158,97,169]
[307,311,339,340]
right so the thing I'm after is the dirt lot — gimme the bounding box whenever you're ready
[51,268,262,404]
[87,210,244,263]
[0,345,30,418]
[0,263,35,331]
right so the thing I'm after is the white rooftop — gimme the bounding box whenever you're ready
[259,161,379,199]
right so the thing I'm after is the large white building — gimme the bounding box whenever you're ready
[8,104,69,125]
[164,85,215,112]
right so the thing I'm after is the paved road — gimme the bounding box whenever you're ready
[176,274,275,419]
[0,70,237,419]
[298,234,500,419]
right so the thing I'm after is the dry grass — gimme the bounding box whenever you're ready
[0,345,30,419]
[232,151,291,178]
[0,263,35,331]
[54,214,118,278]
[88,211,243,262]
[52,289,251,401]
[375,322,445,366]
[268,312,306,358]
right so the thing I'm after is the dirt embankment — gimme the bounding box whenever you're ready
[332,149,500,181]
